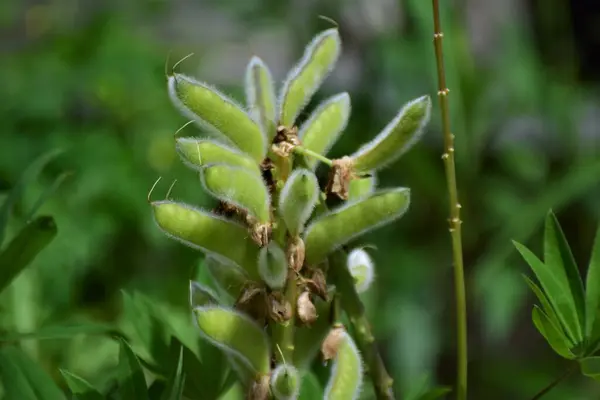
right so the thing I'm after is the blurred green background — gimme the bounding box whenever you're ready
[1,0,600,398]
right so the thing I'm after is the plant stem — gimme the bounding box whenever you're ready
[329,251,395,399]
[529,364,576,400]
[293,146,333,166]
[431,2,468,399]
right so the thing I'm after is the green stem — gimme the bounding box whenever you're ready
[293,146,333,166]
[529,364,576,400]
[431,2,468,399]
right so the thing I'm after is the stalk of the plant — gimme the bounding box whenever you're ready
[431,1,468,399]
[529,365,576,400]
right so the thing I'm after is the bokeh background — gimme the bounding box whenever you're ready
[1,0,600,398]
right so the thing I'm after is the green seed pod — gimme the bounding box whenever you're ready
[304,188,410,265]
[205,256,249,304]
[200,164,270,223]
[152,201,260,279]
[279,29,342,127]
[299,93,350,170]
[193,306,271,375]
[189,280,220,308]
[278,169,319,236]
[168,73,266,162]
[348,173,377,202]
[347,249,375,293]
[258,242,288,290]
[176,138,260,176]
[271,364,300,400]
[351,96,431,173]
[324,331,363,400]
[245,56,277,142]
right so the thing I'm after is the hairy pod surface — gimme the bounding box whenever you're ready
[245,56,277,142]
[347,249,375,293]
[279,29,342,127]
[168,73,266,161]
[278,169,319,236]
[176,138,260,175]
[324,331,363,400]
[348,174,377,201]
[152,201,260,279]
[200,164,271,223]
[304,188,410,265]
[351,96,431,172]
[258,242,288,290]
[298,93,350,170]
[271,364,300,400]
[193,306,271,375]
[189,280,220,308]
[205,257,249,303]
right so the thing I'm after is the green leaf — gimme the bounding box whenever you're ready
[176,138,261,176]
[160,344,185,400]
[304,188,410,265]
[298,93,350,170]
[168,74,266,162]
[152,201,260,280]
[351,96,431,173]
[0,148,63,247]
[0,321,119,342]
[200,164,270,223]
[24,171,72,223]
[324,331,363,400]
[544,211,585,339]
[117,338,149,400]
[580,356,600,381]
[0,346,66,400]
[298,372,323,400]
[279,29,341,127]
[0,216,57,294]
[278,169,319,236]
[193,306,271,375]
[513,241,580,345]
[258,242,288,290]
[60,370,103,399]
[531,305,575,359]
[586,225,600,342]
[522,274,568,345]
[245,56,277,142]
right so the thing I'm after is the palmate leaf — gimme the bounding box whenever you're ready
[585,225,600,343]
[117,338,149,400]
[531,305,575,359]
[60,370,103,400]
[580,356,600,381]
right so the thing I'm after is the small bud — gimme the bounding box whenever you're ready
[321,325,345,363]
[297,291,318,325]
[347,248,375,293]
[287,236,305,273]
[271,364,300,400]
[259,242,289,290]
[326,156,354,200]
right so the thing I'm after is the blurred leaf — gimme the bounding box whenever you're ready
[0,216,57,294]
[60,369,103,400]
[0,321,120,342]
[24,171,73,222]
[417,387,452,400]
[298,372,323,399]
[586,225,600,342]
[117,338,149,400]
[0,346,66,400]
[160,342,185,400]
[580,357,600,381]
[0,148,63,247]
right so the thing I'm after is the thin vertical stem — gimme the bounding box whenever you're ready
[529,364,576,400]
[431,1,468,399]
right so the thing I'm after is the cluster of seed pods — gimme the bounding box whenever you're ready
[153,28,431,399]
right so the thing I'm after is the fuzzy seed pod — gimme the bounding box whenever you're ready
[323,329,364,400]
[346,249,375,293]
[271,364,300,400]
[189,280,219,308]
[258,242,288,290]
[176,138,261,176]
[348,173,377,201]
[245,56,277,142]
[278,169,319,236]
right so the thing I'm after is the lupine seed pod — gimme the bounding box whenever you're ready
[348,173,377,201]
[278,29,342,127]
[346,249,375,293]
[271,364,300,400]
[324,330,364,400]
[304,188,410,265]
[189,280,219,308]
[168,73,266,162]
[152,201,260,279]
[298,93,350,170]
[176,138,261,176]
[258,241,288,290]
[205,256,249,304]
[278,169,319,236]
[245,56,277,142]
[193,306,271,375]
[200,164,271,224]
[351,96,432,173]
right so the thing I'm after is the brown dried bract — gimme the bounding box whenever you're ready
[326,156,355,200]
[249,220,272,247]
[246,375,270,400]
[287,236,305,272]
[297,291,318,325]
[306,268,328,301]
[271,125,300,157]
[321,324,345,362]
[235,284,268,323]
[268,291,292,322]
